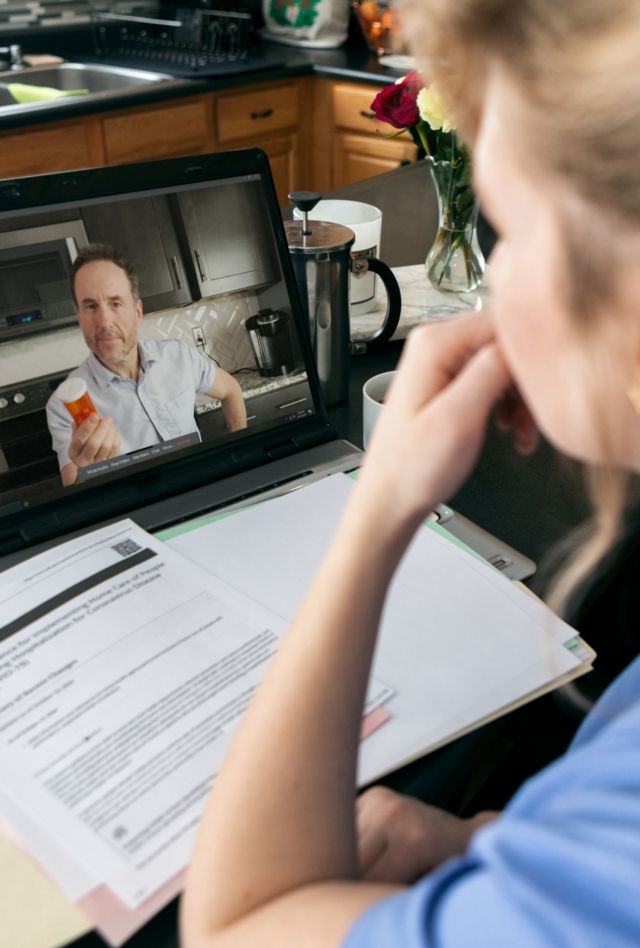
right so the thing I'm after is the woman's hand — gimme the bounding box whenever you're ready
[357,786,497,884]
[496,384,540,456]
[354,313,512,533]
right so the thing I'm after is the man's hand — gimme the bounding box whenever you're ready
[357,786,497,884]
[68,414,121,470]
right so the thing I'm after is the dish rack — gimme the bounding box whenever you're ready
[91,4,253,71]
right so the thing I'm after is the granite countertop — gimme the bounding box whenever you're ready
[0,32,401,131]
[195,367,308,414]
[351,264,489,342]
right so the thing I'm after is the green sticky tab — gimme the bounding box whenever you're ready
[157,469,481,567]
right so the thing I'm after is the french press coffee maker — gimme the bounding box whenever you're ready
[285,191,401,407]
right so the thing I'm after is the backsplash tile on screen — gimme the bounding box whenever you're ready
[2,289,260,387]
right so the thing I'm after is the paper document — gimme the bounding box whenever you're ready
[0,473,592,946]
[0,522,290,908]
[168,473,591,784]
[0,515,392,934]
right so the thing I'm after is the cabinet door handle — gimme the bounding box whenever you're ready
[170,255,182,289]
[277,396,307,411]
[250,108,274,120]
[193,248,206,282]
[359,109,376,120]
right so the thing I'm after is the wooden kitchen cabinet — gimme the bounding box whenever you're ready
[333,130,417,187]
[215,81,302,204]
[102,95,213,165]
[0,75,415,195]
[216,82,299,144]
[252,132,299,205]
[330,80,417,188]
[0,95,213,179]
[0,114,103,179]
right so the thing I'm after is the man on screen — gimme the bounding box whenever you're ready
[46,243,247,487]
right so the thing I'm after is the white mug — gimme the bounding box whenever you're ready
[293,199,383,317]
[362,370,396,449]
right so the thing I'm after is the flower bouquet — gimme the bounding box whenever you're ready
[370,73,485,293]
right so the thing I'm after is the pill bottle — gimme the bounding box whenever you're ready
[56,377,99,425]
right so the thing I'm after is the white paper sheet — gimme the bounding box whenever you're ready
[0,515,392,916]
[168,473,583,784]
[0,521,293,907]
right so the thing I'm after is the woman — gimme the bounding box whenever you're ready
[181,1,640,944]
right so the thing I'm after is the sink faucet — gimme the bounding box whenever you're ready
[0,44,23,69]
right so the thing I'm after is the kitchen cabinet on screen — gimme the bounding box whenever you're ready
[81,198,192,312]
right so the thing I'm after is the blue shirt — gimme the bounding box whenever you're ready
[344,655,640,947]
[46,339,216,469]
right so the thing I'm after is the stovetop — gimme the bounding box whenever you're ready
[0,372,66,423]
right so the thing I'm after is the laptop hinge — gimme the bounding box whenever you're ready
[265,440,297,461]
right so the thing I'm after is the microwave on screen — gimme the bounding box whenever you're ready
[0,219,89,342]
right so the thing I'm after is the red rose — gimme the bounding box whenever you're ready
[370,71,423,129]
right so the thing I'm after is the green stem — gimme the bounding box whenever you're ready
[416,124,431,156]
[428,226,482,291]
[435,232,463,287]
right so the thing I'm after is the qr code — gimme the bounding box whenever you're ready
[111,539,142,558]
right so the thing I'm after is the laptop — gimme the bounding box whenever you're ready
[0,148,533,579]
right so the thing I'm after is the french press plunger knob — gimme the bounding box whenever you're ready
[288,190,322,236]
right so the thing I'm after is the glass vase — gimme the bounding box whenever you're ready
[425,155,485,293]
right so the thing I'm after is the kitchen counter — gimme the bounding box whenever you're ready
[195,367,308,414]
[351,264,488,342]
[0,34,397,132]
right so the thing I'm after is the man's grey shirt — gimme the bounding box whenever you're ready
[46,339,216,470]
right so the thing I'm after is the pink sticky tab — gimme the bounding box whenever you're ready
[359,705,391,741]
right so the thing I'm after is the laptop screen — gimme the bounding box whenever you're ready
[0,150,328,552]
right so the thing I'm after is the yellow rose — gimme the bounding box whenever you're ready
[417,84,454,133]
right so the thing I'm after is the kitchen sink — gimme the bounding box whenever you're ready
[0,62,173,114]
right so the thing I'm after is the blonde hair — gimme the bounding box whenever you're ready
[403,0,640,218]
[403,0,640,621]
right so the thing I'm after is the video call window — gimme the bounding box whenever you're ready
[0,174,313,511]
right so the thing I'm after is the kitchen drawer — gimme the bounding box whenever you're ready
[0,116,103,178]
[244,379,311,427]
[216,83,299,144]
[332,81,391,136]
[333,130,417,187]
[103,96,212,165]
[196,407,228,440]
